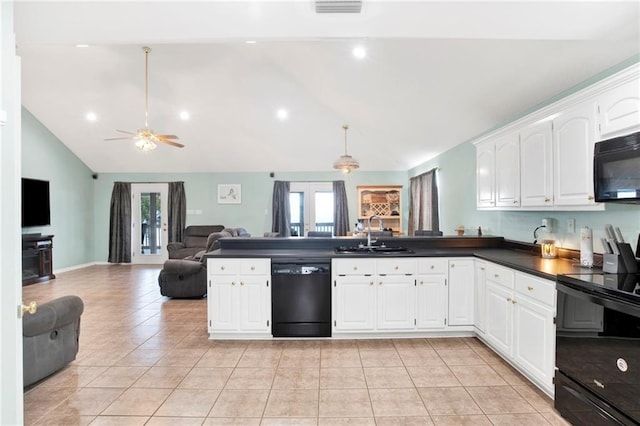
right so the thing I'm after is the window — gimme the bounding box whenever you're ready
[289,182,334,236]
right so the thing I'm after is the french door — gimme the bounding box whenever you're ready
[289,182,334,236]
[131,183,169,264]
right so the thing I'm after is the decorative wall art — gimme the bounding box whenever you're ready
[218,184,241,204]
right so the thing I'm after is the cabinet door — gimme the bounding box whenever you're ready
[238,275,270,332]
[377,275,416,330]
[495,132,521,207]
[476,141,495,207]
[513,296,555,391]
[520,121,553,207]
[598,79,640,138]
[474,261,486,333]
[485,281,513,357]
[553,101,598,206]
[334,276,376,330]
[208,278,238,331]
[416,275,446,329]
[448,260,474,326]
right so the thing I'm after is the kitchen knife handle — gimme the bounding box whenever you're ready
[614,227,625,243]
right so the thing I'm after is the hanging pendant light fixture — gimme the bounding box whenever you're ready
[333,124,360,173]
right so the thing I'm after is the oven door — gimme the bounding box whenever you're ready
[556,281,640,424]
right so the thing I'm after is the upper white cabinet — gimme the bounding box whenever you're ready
[553,100,599,206]
[598,78,640,138]
[495,132,521,207]
[520,121,553,207]
[475,64,638,211]
[476,141,496,208]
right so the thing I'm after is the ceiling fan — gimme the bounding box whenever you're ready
[105,46,184,151]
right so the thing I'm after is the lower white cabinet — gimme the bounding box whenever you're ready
[377,275,416,330]
[473,261,487,333]
[481,261,556,395]
[416,258,449,329]
[334,275,376,331]
[207,258,271,336]
[448,259,474,326]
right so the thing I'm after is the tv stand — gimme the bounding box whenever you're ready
[22,234,55,285]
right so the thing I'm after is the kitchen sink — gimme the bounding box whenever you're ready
[334,245,414,254]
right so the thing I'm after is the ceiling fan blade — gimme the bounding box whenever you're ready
[157,137,184,148]
[155,134,179,140]
[105,136,135,141]
[116,129,137,135]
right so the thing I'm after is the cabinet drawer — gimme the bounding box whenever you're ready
[377,258,416,275]
[417,258,448,275]
[240,259,270,275]
[208,259,239,275]
[515,273,555,307]
[485,263,514,289]
[333,259,376,276]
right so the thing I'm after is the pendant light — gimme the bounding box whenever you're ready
[333,124,360,173]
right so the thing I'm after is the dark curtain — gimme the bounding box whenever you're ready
[168,181,187,243]
[408,168,440,236]
[108,182,132,263]
[333,180,350,236]
[271,181,291,237]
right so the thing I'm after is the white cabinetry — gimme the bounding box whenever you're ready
[481,261,556,395]
[448,259,474,326]
[520,121,553,207]
[207,258,271,337]
[416,258,448,329]
[598,78,640,137]
[473,261,487,334]
[377,258,416,330]
[476,141,496,208]
[553,100,599,206]
[495,132,521,207]
[333,259,376,331]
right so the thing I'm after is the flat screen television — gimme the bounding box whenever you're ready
[21,178,51,227]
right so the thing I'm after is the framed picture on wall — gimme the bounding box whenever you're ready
[218,184,241,204]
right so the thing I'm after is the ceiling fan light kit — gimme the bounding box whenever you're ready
[333,124,360,173]
[105,46,184,151]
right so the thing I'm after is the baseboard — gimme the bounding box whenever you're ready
[53,262,98,274]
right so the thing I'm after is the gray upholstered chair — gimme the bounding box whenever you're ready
[414,230,443,236]
[23,295,84,387]
[167,225,225,259]
[159,228,251,298]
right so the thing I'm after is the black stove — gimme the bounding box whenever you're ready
[558,272,640,306]
[555,272,640,425]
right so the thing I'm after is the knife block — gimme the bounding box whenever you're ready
[603,254,626,274]
[616,242,638,273]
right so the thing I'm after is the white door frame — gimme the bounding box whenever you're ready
[1,1,25,422]
[290,182,333,236]
[131,183,169,264]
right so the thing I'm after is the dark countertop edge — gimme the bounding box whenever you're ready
[204,243,594,281]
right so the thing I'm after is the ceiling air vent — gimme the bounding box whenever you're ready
[315,0,362,13]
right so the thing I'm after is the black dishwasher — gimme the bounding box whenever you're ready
[271,261,331,337]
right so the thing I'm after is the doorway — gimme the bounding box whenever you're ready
[289,182,334,236]
[131,183,169,264]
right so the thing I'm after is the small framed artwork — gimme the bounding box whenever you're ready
[218,184,241,204]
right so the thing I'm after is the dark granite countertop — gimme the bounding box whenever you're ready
[204,236,599,281]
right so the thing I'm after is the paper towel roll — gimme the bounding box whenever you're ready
[580,226,593,267]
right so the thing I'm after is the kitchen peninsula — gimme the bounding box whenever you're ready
[205,235,586,396]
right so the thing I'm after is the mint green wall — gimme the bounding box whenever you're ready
[21,108,95,269]
[93,170,408,261]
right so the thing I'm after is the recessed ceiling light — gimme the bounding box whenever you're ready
[352,46,366,59]
[179,111,190,120]
[75,44,89,48]
[276,109,288,120]
[85,112,97,122]
[245,40,257,44]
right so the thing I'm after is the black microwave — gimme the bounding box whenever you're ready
[594,131,640,203]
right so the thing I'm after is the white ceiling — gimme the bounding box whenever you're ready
[15,1,640,173]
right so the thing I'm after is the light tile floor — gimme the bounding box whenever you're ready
[23,265,570,425]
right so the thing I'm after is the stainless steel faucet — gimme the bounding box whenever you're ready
[367,215,383,247]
